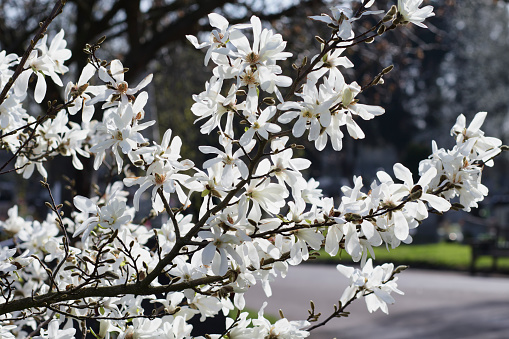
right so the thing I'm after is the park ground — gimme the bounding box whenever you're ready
[244,263,509,339]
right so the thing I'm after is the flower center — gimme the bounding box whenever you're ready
[154,173,166,185]
[245,51,260,65]
[117,81,128,94]
[240,70,258,86]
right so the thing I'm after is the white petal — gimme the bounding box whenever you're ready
[34,72,47,103]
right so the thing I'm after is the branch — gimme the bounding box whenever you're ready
[0,272,232,316]
[0,0,66,106]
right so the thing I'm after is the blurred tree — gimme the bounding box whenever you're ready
[0,0,324,81]
[0,0,324,200]
[2,0,507,200]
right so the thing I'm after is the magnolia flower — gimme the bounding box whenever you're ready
[73,193,133,242]
[308,46,354,84]
[397,0,435,28]
[0,50,18,85]
[36,29,72,74]
[252,302,310,338]
[65,63,101,122]
[245,177,289,220]
[90,96,155,173]
[309,5,383,40]
[239,106,281,146]
[0,324,16,339]
[229,16,292,69]
[337,259,404,314]
[191,77,239,134]
[34,319,76,339]
[186,13,251,66]
[450,111,502,166]
[88,59,153,108]
[14,50,62,103]
[123,160,193,212]
[199,138,252,188]
[200,225,243,276]
[0,247,16,273]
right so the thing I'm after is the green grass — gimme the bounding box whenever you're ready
[315,242,509,273]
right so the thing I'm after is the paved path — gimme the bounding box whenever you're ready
[244,264,509,338]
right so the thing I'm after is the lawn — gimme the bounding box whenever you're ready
[315,242,509,273]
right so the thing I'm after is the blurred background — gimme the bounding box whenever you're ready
[1,0,509,283]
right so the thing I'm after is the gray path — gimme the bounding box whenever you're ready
[244,264,509,339]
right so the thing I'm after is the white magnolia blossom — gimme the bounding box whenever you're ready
[0,3,504,339]
[397,0,435,28]
[337,259,404,314]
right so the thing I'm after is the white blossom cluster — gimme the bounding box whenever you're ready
[0,0,502,338]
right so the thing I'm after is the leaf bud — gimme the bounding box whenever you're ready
[344,213,362,222]
[382,14,393,23]
[96,35,107,44]
[377,24,387,35]
[133,159,144,167]
[393,265,409,274]
[382,65,394,74]
[451,202,465,211]
[315,36,326,44]
[365,37,375,44]
[387,5,398,17]
[104,271,120,279]
[408,185,422,201]
[263,97,276,105]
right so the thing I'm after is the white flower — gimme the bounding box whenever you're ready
[73,193,133,242]
[14,50,62,103]
[123,160,192,213]
[200,225,243,276]
[229,16,292,69]
[90,96,155,173]
[0,247,16,273]
[239,106,281,146]
[65,63,101,122]
[186,13,250,66]
[37,29,72,74]
[200,138,251,188]
[397,0,435,28]
[278,82,334,140]
[337,259,404,314]
[35,319,76,339]
[0,50,18,85]
[88,59,153,108]
[309,5,383,40]
[450,111,502,166]
[0,324,16,339]
[252,302,310,338]
[191,77,239,134]
[245,177,288,220]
